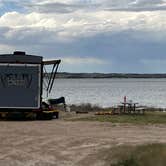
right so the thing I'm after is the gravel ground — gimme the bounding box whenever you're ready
[0,119,166,166]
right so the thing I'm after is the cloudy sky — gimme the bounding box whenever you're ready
[0,0,166,73]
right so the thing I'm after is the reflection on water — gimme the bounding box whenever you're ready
[43,78,166,108]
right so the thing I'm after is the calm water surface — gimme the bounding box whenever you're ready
[44,78,166,108]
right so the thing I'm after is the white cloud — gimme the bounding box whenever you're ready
[43,57,109,72]
[45,56,108,65]
[61,57,108,65]
[1,10,166,43]
[1,0,166,13]
[25,0,166,13]
[0,44,14,53]
[130,0,165,6]
[0,0,166,39]
[0,0,166,73]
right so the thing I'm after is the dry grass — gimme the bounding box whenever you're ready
[52,103,166,125]
[69,103,104,112]
[55,103,110,113]
[67,107,166,124]
[109,143,166,166]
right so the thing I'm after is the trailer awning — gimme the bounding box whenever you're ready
[43,59,61,96]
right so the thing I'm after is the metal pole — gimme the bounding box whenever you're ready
[49,63,59,93]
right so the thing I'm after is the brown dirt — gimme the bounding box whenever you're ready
[0,119,166,166]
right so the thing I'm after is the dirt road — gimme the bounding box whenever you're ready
[0,120,166,166]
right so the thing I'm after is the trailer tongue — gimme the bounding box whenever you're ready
[0,51,61,120]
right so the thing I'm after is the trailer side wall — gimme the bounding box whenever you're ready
[0,64,41,109]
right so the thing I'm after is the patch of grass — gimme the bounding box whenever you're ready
[70,111,166,124]
[69,103,105,112]
[109,144,166,166]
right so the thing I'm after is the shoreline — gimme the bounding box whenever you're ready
[55,72,166,79]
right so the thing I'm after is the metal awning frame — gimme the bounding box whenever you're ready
[43,60,61,97]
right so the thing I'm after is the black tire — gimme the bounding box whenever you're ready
[54,112,59,119]
[36,112,53,120]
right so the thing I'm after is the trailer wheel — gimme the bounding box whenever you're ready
[36,112,53,120]
[54,112,59,119]
[25,112,37,120]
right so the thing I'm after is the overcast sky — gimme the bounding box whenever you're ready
[0,0,166,73]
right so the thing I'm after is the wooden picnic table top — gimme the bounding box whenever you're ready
[121,102,139,105]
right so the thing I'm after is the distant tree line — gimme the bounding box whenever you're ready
[44,72,166,79]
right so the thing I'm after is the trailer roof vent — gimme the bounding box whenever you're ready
[13,51,26,55]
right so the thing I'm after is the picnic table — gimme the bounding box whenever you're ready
[114,100,145,114]
[120,101,139,113]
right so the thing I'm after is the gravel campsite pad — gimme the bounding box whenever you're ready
[0,120,166,166]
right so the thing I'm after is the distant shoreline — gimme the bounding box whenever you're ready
[55,72,166,79]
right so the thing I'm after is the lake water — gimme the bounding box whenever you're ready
[44,78,166,108]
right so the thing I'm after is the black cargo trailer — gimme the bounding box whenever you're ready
[0,51,61,119]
